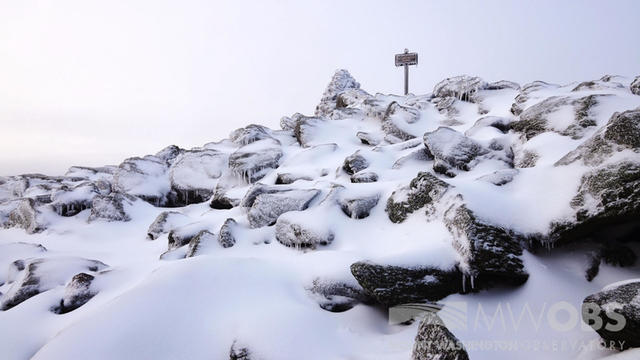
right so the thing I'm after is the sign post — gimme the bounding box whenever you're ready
[395,49,418,95]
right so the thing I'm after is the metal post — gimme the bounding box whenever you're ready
[404,64,408,95]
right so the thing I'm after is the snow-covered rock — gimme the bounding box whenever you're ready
[386,172,450,223]
[433,75,487,102]
[248,189,320,228]
[307,278,372,312]
[0,198,47,234]
[275,210,334,249]
[338,193,380,219]
[52,272,97,314]
[342,152,369,175]
[423,127,490,176]
[228,138,283,183]
[412,314,469,360]
[631,76,640,96]
[315,69,363,118]
[185,230,216,258]
[146,211,190,240]
[218,218,238,248]
[88,193,135,222]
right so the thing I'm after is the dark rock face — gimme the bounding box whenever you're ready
[443,195,528,288]
[582,281,640,349]
[218,218,238,248]
[424,127,489,176]
[433,75,487,102]
[185,230,216,258]
[382,102,421,142]
[307,278,373,312]
[146,211,189,240]
[53,273,96,314]
[339,194,380,219]
[386,172,450,223]
[88,193,134,222]
[275,215,334,249]
[0,257,108,311]
[412,314,469,360]
[228,139,283,183]
[512,95,604,140]
[350,171,378,183]
[342,152,369,175]
[629,76,640,96]
[350,261,462,307]
[248,189,320,228]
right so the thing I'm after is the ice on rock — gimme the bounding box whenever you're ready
[293,115,327,148]
[386,172,450,223]
[355,131,382,146]
[306,278,373,312]
[423,127,489,176]
[0,242,47,285]
[315,69,363,118]
[230,124,275,145]
[342,151,369,175]
[433,75,487,102]
[88,193,135,222]
[510,80,560,115]
[53,272,97,314]
[217,218,238,248]
[350,171,379,183]
[167,222,212,250]
[169,149,227,205]
[486,80,520,90]
[185,230,217,258]
[0,256,108,311]
[338,193,380,219]
[146,211,191,240]
[114,155,171,206]
[1,198,48,234]
[154,145,184,164]
[248,189,320,228]
[631,75,640,96]
[228,138,283,183]
[464,116,512,136]
[476,169,519,186]
[275,208,334,249]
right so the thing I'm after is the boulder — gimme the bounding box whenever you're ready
[275,173,312,185]
[339,193,380,219]
[476,169,519,186]
[386,172,450,223]
[412,314,469,360]
[582,281,640,349]
[423,127,489,176]
[350,261,462,307]
[53,273,96,314]
[631,76,640,96]
[168,149,227,205]
[2,198,47,234]
[433,75,487,102]
[293,115,326,148]
[382,102,420,141]
[464,116,511,136]
[186,230,216,257]
[218,218,238,248]
[307,278,373,312]
[229,340,253,360]
[88,193,134,222]
[350,171,379,183]
[0,256,107,311]
[154,145,183,164]
[275,210,334,249]
[356,131,381,146]
[210,174,244,209]
[49,182,98,217]
[315,69,362,118]
[229,124,274,145]
[247,189,320,228]
[486,80,520,90]
[114,155,171,206]
[167,223,211,250]
[510,81,560,116]
[342,152,369,175]
[228,138,283,183]
[146,211,190,240]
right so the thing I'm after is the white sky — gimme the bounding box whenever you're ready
[1,0,638,175]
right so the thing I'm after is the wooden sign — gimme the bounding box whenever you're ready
[395,52,418,67]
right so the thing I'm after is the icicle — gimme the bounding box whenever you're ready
[470,275,475,290]
[462,274,467,293]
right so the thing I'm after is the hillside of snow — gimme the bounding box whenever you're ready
[1,71,640,360]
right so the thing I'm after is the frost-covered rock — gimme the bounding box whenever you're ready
[168,149,227,205]
[248,189,320,228]
[1,198,47,234]
[230,124,274,145]
[582,281,640,349]
[293,115,326,148]
[412,314,469,360]
[275,173,312,185]
[515,149,539,168]
[511,95,604,140]
[476,169,519,186]
[218,218,238,248]
[350,261,462,306]
[50,182,99,217]
[556,109,640,166]
[381,102,420,142]
[167,222,212,250]
[88,193,134,222]
[275,210,334,249]
[386,172,450,223]
[423,127,489,176]
[342,152,369,175]
[433,75,487,102]
[307,278,372,312]
[339,193,380,219]
[315,69,362,118]
[0,256,107,311]
[350,171,379,183]
[0,242,47,285]
[464,116,511,136]
[53,272,96,314]
[186,230,216,257]
[572,79,624,92]
[510,80,560,116]
[229,340,253,360]
[631,76,640,96]
[229,138,283,183]
[356,131,381,146]
[154,145,183,164]
[443,195,528,288]
[486,80,520,90]
[146,211,190,240]
[114,155,171,206]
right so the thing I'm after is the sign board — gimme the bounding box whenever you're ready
[395,52,418,67]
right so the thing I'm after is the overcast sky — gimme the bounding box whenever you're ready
[1,0,638,175]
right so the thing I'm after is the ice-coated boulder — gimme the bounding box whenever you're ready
[185,230,216,258]
[275,173,313,185]
[0,198,47,234]
[572,78,624,92]
[275,210,334,249]
[433,75,487,102]
[381,102,420,142]
[556,109,640,166]
[154,145,183,164]
[146,211,191,240]
[476,169,519,186]
[114,155,171,206]
[168,149,227,205]
[582,281,640,349]
[350,171,379,183]
[228,138,283,183]
[53,272,96,314]
[511,95,604,140]
[339,193,380,219]
[0,256,108,311]
[356,131,381,146]
[342,152,369,175]
[350,261,462,307]
[229,124,274,145]
[443,195,528,289]
[49,181,99,217]
[315,69,362,118]
[167,222,212,250]
[486,80,520,90]
[88,193,135,222]
[510,80,560,116]
[386,172,450,223]
[412,314,469,360]
[423,127,489,176]
[631,76,640,96]
[307,278,372,312]
[248,189,320,228]
[218,218,238,248]
[229,340,253,360]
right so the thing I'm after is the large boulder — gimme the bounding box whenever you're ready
[168,149,227,205]
[275,210,334,249]
[88,193,134,222]
[385,172,450,223]
[423,127,489,177]
[412,314,469,360]
[229,124,274,145]
[315,69,364,118]
[228,138,283,183]
[52,272,97,314]
[433,75,487,102]
[0,256,108,311]
[114,155,171,206]
[350,261,461,307]
[582,281,640,349]
[247,189,320,228]
[1,198,47,234]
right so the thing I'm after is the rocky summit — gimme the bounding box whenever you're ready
[1,70,640,360]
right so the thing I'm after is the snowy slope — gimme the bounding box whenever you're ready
[1,71,640,359]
